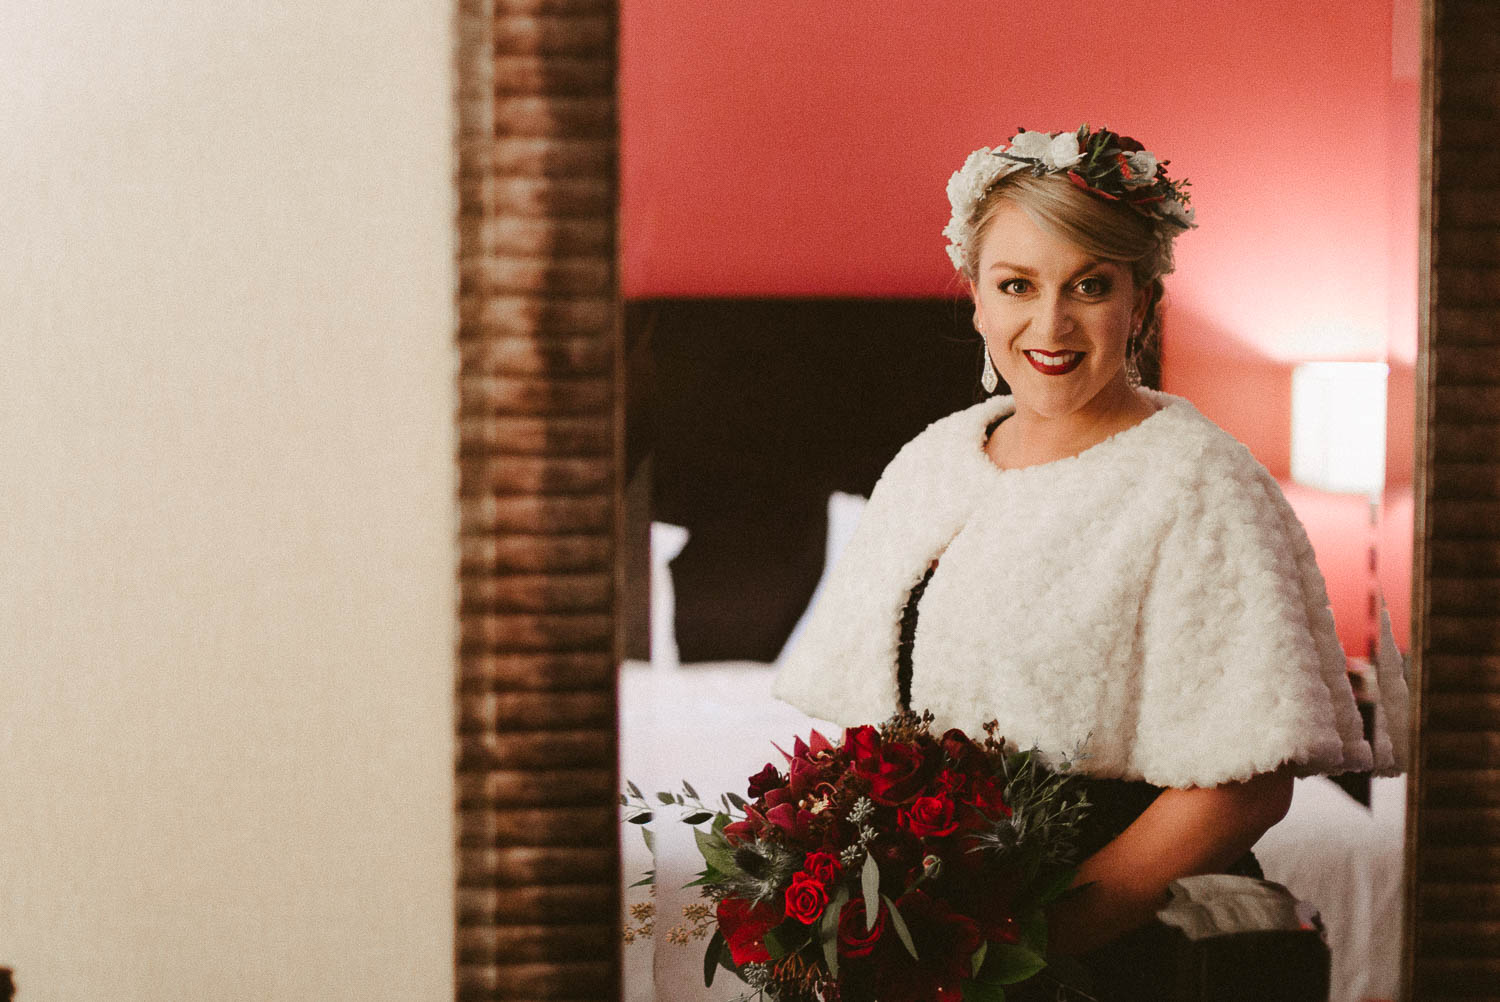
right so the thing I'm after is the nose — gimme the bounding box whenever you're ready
[1034,292,1078,340]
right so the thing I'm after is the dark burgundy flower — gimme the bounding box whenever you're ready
[853,741,934,807]
[965,867,1024,942]
[872,890,983,1002]
[938,729,985,771]
[746,762,784,800]
[837,895,888,958]
[932,768,967,798]
[764,802,814,842]
[803,850,843,886]
[784,871,830,924]
[722,804,768,846]
[962,774,1011,822]
[716,896,783,965]
[899,795,959,838]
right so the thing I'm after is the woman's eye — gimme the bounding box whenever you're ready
[1076,277,1110,296]
[998,278,1030,294]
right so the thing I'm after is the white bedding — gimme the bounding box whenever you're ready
[619,661,1406,1002]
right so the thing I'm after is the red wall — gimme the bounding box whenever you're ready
[622,0,1419,654]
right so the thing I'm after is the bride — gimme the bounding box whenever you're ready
[772,125,1407,999]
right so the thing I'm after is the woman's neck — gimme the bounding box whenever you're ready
[985,384,1159,471]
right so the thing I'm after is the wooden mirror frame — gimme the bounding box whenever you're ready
[454,1,1500,998]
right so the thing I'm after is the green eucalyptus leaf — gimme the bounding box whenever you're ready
[1019,912,1046,955]
[970,940,988,978]
[961,978,1007,1002]
[641,828,655,853]
[1036,868,1079,905]
[821,886,849,942]
[860,854,881,932]
[683,864,725,888]
[683,779,699,799]
[626,812,653,825]
[627,780,643,800]
[682,811,713,825]
[881,894,919,961]
[656,791,676,805]
[763,925,790,961]
[703,929,726,988]
[819,886,847,980]
[981,943,1046,986]
[693,827,740,877]
[726,791,748,810]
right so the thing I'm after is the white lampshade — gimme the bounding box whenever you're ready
[1291,362,1388,495]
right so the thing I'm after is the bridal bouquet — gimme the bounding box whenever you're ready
[621,711,1090,1002]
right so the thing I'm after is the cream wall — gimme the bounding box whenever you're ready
[0,2,455,999]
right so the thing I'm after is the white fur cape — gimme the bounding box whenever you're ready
[772,389,1409,789]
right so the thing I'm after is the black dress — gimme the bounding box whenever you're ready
[896,558,1264,1002]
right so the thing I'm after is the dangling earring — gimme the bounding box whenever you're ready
[981,348,999,393]
[1124,330,1142,389]
[975,315,999,394]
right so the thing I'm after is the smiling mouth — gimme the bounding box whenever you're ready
[1024,350,1084,374]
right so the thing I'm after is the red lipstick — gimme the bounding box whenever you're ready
[1024,349,1084,375]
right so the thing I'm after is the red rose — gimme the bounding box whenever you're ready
[854,741,933,806]
[899,794,959,838]
[746,762,784,800]
[715,897,783,965]
[784,871,830,924]
[844,725,881,765]
[836,895,888,958]
[803,851,843,886]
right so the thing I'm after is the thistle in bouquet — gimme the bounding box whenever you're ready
[622,710,1093,1002]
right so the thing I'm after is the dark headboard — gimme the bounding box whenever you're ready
[624,297,1162,663]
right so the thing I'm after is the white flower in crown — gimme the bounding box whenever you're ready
[1005,130,1054,161]
[1120,150,1159,188]
[1159,197,1197,228]
[1041,132,1084,171]
[944,146,1024,268]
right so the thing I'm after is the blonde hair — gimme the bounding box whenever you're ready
[960,171,1179,346]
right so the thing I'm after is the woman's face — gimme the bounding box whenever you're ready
[970,201,1148,424]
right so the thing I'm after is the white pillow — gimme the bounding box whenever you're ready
[649,521,689,671]
[776,491,869,664]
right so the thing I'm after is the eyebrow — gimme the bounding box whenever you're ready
[986,258,1115,276]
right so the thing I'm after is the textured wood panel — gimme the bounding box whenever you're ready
[454,0,620,999]
[1410,1,1500,996]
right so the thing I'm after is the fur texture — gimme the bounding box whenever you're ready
[772,389,1408,788]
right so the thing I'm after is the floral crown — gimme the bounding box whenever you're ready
[942,124,1195,270]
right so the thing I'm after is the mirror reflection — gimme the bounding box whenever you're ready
[617,4,1419,1001]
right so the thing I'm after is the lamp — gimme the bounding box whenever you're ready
[1291,360,1389,666]
[1290,362,1389,497]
